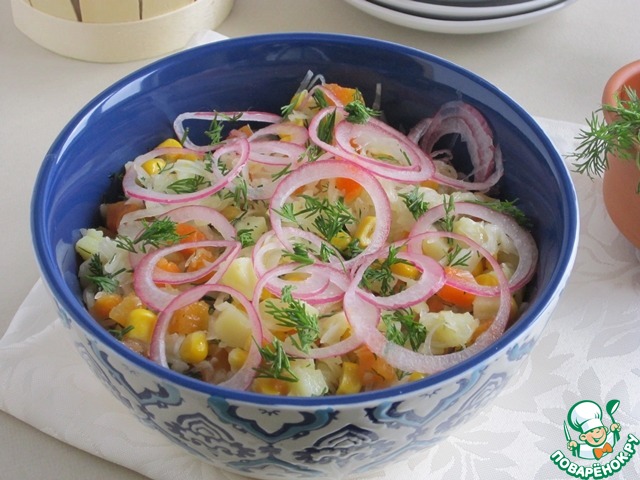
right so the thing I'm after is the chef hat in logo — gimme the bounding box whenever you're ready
[568,400,604,434]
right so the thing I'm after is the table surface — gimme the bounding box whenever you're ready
[1,0,639,478]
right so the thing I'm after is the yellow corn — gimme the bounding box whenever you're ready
[475,271,499,287]
[124,308,158,343]
[407,372,426,382]
[141,157,166,175]
[252,377,290,395]
[330,231,352,251]
[179,331,209,364]
[354,216,376,247]
[228,348,248,372]
[390,262,421,280]
[156,138,198,161]
[336,362,362,395]
[220,205,242,221]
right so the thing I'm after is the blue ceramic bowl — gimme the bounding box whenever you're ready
[31,33,578,479]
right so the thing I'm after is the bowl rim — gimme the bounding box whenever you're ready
[31,31,580,408]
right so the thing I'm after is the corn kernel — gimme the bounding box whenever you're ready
[407,372,426,382]
[336,362,362,395]
[475,271,499,286]
[228,348,248,372]
[390,262,421,280]
[141,157,166,175]
[330,231,352,251]
[156,138,198,161]
[252,377,290,395]
[179,331,209,364]
[354,216,376,247]
[124,308,158,343]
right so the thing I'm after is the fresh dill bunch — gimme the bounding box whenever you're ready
[254,338,298,382]
[264,286,320,353]
[115,217,182,253]
[381,308,427,352]
[399,186,429,220]
[344,98,381,124]
[86,253,125,293]
[569,86,640,190]
[359,245,410,296]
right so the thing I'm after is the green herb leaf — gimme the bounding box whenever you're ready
[86,253,124,293]
[264,287,320,353]
[167,175,211,194]
[344,99,381,124]
[115,217,182,253]
[254,338,298,382]
[399,186,430,220]
[382,308,426,352]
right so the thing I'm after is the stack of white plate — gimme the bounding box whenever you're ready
[342,0,578,34]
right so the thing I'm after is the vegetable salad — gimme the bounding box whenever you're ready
[76,73,538,396]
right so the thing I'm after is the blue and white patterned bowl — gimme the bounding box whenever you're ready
[31,33,579,479]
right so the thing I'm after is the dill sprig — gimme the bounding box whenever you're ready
[470,198,532,228]
[264,286,320,353]
[167,175,211,194]
[86,253,125,293]
[344,99,381,124]
[445,243,472,268]
[254,338,298,382]
[115,217,182,253]
[569,86,640,189]
[382,308,426,352]
[298,195,356,242]
[359,245,410,296]
[399,186,429,220]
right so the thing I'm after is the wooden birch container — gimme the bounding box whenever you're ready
[11,0,234,63]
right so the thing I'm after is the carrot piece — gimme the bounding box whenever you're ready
[156,257,182,273]
[185,247,217,284]
[104,200,144,234]
[323,83,359,106]
[90,293,123,322]
[436,267,477,310]
[168,300,210,335]
[175,223,206,257]
[335,177,363,203]
[354,346,396,390]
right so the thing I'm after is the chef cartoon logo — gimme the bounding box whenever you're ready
[550,399,639,479]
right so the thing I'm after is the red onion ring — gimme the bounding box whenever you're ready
[408,201,538,292]
[268,159,392,269]
[150,284,263,390]
[123,139,249,205]
[133,240,240,311]
[173,111,282,151]
[344,230,511,374]
[354,249,446,310]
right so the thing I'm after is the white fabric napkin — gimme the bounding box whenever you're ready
[2,104,640,478]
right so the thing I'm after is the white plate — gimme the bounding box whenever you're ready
[342,0,576,34]
[373,0,563,19]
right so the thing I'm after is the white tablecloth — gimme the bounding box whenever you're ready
[2,117,639,479]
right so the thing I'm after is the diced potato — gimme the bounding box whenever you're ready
[431,310,479,350]
[420,236,448,262]
[75,228,104,261]
[319,312,349,346]
[219,257,258,299]
[213,302,252,349]
[288,360,328,397]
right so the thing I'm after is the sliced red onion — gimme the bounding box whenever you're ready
[248,123,309,146]
[354,249,446,310]
[345,230,511,374]
[308,108,435,183]
[414,101,502,191]
[133,240,240,311]
[268,158,391,269]
[123,139,249,205]
[408,202,538,292]
[150,284,263,391]
[173,111,282,151]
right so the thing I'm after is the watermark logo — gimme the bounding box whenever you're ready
[550,399,639,479]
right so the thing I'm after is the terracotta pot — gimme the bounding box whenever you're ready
[601,60,640,249]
